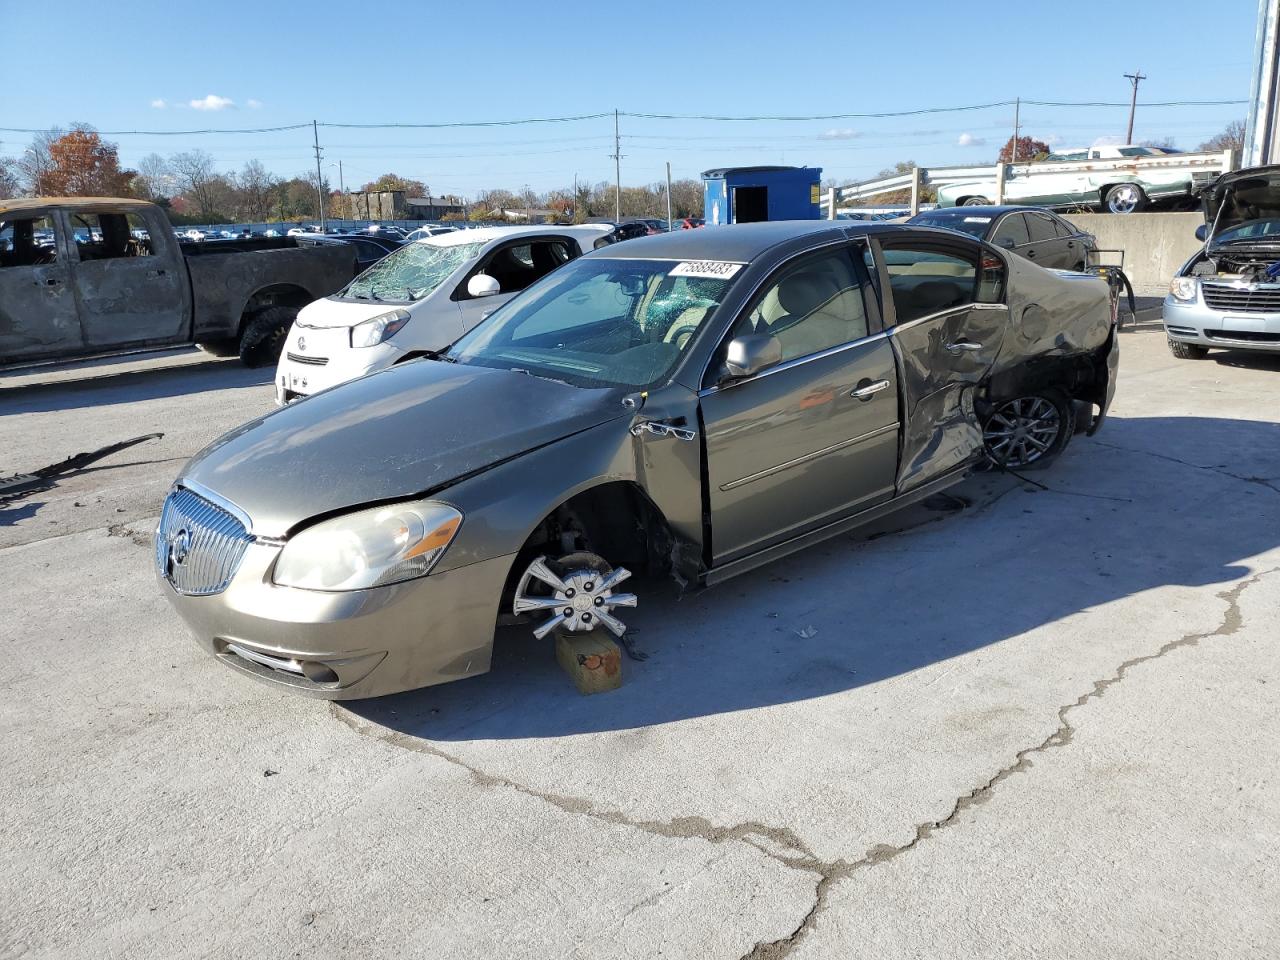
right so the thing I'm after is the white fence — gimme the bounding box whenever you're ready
[820,150,1236,217]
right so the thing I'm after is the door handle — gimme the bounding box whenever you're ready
[945,340,983,354]
[850,378,890,400]
[44,277,59,285]
[1026,249,1037,258]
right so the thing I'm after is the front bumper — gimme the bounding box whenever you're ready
[158,538,516,699]
[1163,295,1280,353]
[274,326,402,404]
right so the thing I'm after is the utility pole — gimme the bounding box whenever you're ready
[312,120,326,231]
[612,109,622,221]
[1124,69,1147,143]
[572,172,578,222]
[665,161,673,231]
[1011,97,1021,162]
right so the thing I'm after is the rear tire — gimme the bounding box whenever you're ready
[1104,183,1147,214]
[238,306,297,368]
[1168,338,1208,360]
[983,390,1072,471]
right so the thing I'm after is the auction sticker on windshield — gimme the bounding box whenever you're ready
[669,260,744,279]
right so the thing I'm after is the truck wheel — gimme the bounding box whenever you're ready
[195,337,240,358]
[238,306,296,368]
[1104,183,1147,214]
[1168,338,1208,360]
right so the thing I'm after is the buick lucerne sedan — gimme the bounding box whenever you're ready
[156,221,1118,698]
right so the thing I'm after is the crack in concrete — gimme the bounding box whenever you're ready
[1093,439,1280,495]
[739,566,1277,959]
[330,568,1273,960]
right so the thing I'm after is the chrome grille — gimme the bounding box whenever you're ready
[1201,283,1280,313]
[155,487,254,596]
[285,352,328,366]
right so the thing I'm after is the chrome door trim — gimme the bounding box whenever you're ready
[720,422,900,491]
[697,330,888,397]
[886,304,972,334]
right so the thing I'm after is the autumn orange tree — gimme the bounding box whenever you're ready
[39,127,134,196]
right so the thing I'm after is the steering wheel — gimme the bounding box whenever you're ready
[663,322,700,349]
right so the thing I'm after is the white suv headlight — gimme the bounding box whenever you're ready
[273,500,461,591]
[1169,276,1198,302]
[350,309,411,348]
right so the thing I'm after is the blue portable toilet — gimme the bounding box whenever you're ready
[701,165,822,225]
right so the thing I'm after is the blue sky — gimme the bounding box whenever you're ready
[0,0,1259,198]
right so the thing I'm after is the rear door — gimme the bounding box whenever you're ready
[0,210,83,364]
[874,235,1008,491]
[700,244,899,563]
[1023,210,1070,269]
[454,236,576,332]
[66,207,189,350]
[990,212,1031,259]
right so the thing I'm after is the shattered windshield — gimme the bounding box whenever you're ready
[446,257,739,388]
[339,240,484,303]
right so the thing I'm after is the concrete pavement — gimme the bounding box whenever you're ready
[1,329,1277,959]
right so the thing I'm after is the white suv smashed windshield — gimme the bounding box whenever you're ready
[340,240,484,303]
[446,257,737,388]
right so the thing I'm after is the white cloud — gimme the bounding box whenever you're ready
[1091,135,1123,147]
[150,99,167,109]
[190,94,235,111]
[819,128,858,140]
[247,99,263,109]
[957,132,985,147]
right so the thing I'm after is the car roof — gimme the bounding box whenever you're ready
[584,220,885,262]
[417,223,613,246]
[912,205,1058,218]
[0,196,155,217]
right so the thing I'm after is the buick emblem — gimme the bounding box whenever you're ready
[297,336,307,351]
[167,527,192,577]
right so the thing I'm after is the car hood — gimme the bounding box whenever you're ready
[1202,165,1280,248]
[295,296,419,329]
[179,360,630,536]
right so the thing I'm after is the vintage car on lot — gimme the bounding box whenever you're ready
[906,205,1096,271]
[936,147,1212,214]
[1164,164,1280,358]
[0,198,354,368]
[273,224,612,402]
[155,221,1118,699]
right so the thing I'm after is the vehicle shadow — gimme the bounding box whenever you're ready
[343,414,1280,741]
[1211,350,1280,372]
[0,360,272,417]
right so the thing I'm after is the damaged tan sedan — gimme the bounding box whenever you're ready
[156,221,1118,698]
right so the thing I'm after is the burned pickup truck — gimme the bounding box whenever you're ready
[155,221,1118,699]
[0,198,353,368]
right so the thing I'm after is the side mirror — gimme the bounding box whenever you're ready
[1194,224,1208,242]
[996,237,1017,249]
[467,273,501,298]
[723,334,782,380]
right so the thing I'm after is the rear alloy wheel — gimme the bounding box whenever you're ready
[1104,183,1147,214]
[962,196,990,206]
[1168,338,1209,360]
[983,393,1071,470]
[512,552,638,640]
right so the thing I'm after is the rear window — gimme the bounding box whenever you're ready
[908,214,989,239]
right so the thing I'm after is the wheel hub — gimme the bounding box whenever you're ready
[513,556,638,640]
[984,396,1061,468]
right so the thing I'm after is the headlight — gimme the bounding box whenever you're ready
[350,309,411,348]
[1169,277,1198,302]
[273,500,461,591]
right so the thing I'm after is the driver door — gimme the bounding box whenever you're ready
[700,245,899,564]
[0,211,84,364]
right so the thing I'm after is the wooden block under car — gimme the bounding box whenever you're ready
[555,632,623,694]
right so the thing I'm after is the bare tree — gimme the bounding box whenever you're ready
[237,159,278,221]
[133,153,175,200]
[0,156,21,199]
[1199,120,1246,153]
[169,149,220,218]
[17,128,64,194]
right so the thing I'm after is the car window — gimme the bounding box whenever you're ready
[881,245,979,322]
[1051,216,1075,239]
[0,216,58,267]
[69,211,151,261]
[448,257,736,388]
[1025,212,1058,243]
[991,214,1030,247]
[474,239,574,296]
[730,250,868,362]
